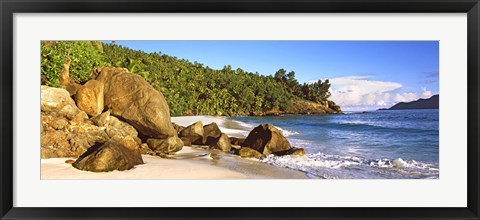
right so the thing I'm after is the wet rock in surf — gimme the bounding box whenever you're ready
[241,124,291,155]
[237,147,265,159]
[273,147,306,156]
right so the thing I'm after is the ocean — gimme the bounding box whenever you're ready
[229,109,439,179]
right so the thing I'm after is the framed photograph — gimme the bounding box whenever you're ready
[1,0,479,219]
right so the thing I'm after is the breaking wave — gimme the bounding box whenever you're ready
[260,153,439,179]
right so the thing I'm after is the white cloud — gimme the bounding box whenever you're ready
[376,100,387,106]
[422,87,433,97]
[321,76,435,111]
[328,76,401,107]
[394,92,418,103]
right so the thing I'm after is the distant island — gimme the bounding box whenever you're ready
[379,95,439,110]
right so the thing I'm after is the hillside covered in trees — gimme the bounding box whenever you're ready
[41,41,341,116]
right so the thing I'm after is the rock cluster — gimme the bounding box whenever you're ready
[178,122,232,152]
[177,121,305,159]
[41,67,183,172]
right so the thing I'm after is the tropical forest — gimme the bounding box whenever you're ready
[41,41,341,116]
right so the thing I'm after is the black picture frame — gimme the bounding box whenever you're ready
[1,0,479,219]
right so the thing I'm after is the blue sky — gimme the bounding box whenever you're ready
[109,41,439,111]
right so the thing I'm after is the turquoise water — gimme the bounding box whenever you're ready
[230,109,439,179]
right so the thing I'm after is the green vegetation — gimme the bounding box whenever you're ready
[41,41,107,87]
[273,68,331,103]
[41,41,335,116]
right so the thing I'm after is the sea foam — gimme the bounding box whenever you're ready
[260,152,439,179]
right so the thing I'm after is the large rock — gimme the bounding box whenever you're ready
[241,124,291,155]
[68,111,89,126]
[139,143,155,156]
[202,122,222,145]
[237,147,265,159]
[41,125,109,159]
[41,130,72,158]
[180,137,192,146]
[95,67,176,138]
[273,147,306,156]
[67,124,110,151]
[41,86,141,159]
[229,137,245,145]
[178,121,204,145]
[41,112,108,159]
[146,136,183,155]
[75,80,104,117]
[91,110,111,127]
[41,86,85,119]
[172,123,185,134]
[41,113,69,131]
[41,107,139,159]
[73,136,143,172]
[210,133,232,152]
[105,116,138,138]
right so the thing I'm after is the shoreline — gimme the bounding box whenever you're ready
[41,146,310,179]
[41,115,310,179]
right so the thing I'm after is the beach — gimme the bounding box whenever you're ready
[41,112,439,179]
[41,116,310,179]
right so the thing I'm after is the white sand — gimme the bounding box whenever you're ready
[41,146,308,179]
